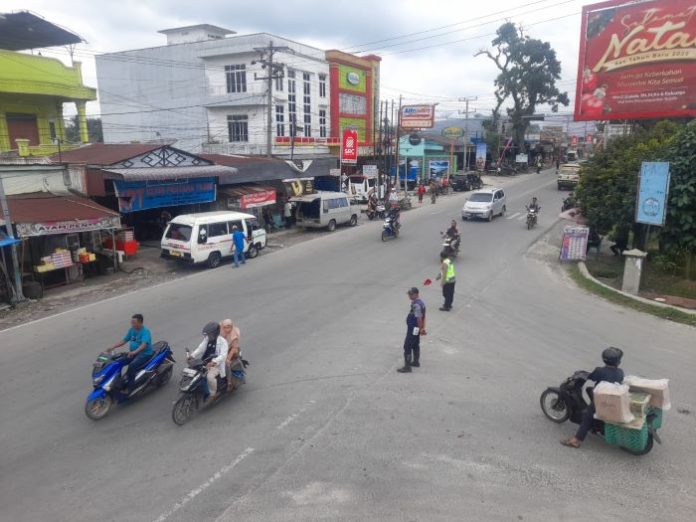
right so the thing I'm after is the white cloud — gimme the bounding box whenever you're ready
[5,0,585,118]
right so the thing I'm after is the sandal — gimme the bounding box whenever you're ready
[560,438,581,448]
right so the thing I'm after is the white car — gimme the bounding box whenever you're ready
[462,188,507,222]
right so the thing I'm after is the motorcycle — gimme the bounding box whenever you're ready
[561,195,576,212]
[85,341,175,420]
[540,370,663,455]
[171,350,248,425]
[366,201,386,221]
[381,215,399,241]
[526,206,539,229]
[440,233,459,258]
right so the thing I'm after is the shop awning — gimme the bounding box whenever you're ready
[102,165,237,182]
[221,185,277,209]
[3,192,121,237]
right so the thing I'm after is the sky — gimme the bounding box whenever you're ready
[4,0,587,125]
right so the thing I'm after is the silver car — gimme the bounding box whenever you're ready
[461,188,507,222]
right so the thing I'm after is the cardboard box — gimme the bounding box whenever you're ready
[594,382,634,424]
[624,376,671,411]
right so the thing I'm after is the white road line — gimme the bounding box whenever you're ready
[276,399,316,430]
[506,212,522,220]
[152,447,254,522]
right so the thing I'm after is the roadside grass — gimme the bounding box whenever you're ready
[568,264,696,328]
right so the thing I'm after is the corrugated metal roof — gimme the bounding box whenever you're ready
[102,165,237,181]
[50,143,168,165]
[0,11,82,50]
[3,191,119,223]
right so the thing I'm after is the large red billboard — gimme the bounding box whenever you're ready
[575,0,696,121]
[341,128,358,164]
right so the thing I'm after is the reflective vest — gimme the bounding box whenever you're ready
[443,258,456,282]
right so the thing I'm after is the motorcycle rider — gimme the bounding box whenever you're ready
[445,219,461,251]
[561,347,625,449]
[106,313,153,393]
[189,322,228,403]
[387,204,400,231]
[528,196,541,212]
[221,318,244,392]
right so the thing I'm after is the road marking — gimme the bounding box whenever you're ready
[152,447,254,522]
[506,212,522,220]
[276,399,316,430]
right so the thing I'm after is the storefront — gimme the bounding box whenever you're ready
[6,191,121,294]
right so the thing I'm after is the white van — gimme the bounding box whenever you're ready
[349,175,377,203]
[161,211,267,268]
[293,191,359,231]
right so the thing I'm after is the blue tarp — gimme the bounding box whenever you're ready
[0,237,21,248]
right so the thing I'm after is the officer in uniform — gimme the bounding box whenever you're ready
[437,252,456,311]
[398,287,426,373]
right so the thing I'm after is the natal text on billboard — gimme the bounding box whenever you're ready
[575,0,696,121]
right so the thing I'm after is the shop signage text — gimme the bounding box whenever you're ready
[16,216,121,237]
[114,177,217,213]
[341,128,358,164]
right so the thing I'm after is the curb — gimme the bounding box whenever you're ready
[577,261,696,316]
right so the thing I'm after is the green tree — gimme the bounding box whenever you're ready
[476,22,569,152]
[661,123,696,278]
[574,121,679,247]
[65,116,103,143]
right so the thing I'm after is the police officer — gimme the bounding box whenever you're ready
[397,287,426,373]
[437,252,456,311]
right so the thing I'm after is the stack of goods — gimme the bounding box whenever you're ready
[76,247,97,263]
[593,382,634,424]
[118,230,135,243]
[624,376,671,411]
[35,255,55,273]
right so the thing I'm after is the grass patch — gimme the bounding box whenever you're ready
[642,266,696,301]
[568,264,696,328]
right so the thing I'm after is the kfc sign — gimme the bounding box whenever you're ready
[341,128,358,164]
[575,0,696,121]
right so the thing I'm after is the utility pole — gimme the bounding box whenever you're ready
[253,41,292,157]
[0,176,24,303]
[459,96,477,171]
[395,95,404,195]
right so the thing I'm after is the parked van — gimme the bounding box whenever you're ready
[349,175,377,203]
[293,191,359,231]
[160,211,267,268]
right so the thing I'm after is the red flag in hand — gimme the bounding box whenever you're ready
[423,278,433,286]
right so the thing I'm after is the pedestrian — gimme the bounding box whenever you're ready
[263,208,274,233]
[231,225,246,267]
[436,252,456,311]
[429,180,437,204]
[417,183,425,204]
[397,287,426,373]
[284,199,293,228]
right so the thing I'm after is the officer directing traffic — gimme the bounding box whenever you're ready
[397,287,426,373]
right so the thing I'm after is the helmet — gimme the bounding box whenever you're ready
[202,321,220,339]
[602,346,623,367]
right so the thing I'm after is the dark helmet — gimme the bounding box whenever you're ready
[202,321,220,339]
[602,346,623,367]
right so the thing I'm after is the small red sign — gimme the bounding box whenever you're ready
[341,128,358,164]
[240,190,276,209]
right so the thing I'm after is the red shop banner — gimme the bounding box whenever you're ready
[341,128,358,164]
[575,0,696,121]
[240,190,276,209]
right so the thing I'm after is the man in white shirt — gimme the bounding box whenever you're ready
[190,322,228,402]
[284,200,294,228]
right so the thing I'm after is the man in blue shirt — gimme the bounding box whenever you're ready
[107,313,153,392]
[231,225,246,268]
[397,287,426,373]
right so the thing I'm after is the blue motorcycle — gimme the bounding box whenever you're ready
[381,215,400,242]
[85,341,175,420]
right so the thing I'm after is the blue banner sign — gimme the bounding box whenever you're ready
[114,177,217,213]
[636,162,670,226]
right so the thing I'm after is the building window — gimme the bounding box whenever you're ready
[275,73,283,92]
[276,105,285,137]
[227,115,248,142]
[303,72,311,136]
[225,64,247,93]
[319,74,327,98]
[319,109,327,138]
[288,70,297,136]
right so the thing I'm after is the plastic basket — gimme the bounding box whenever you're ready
[604,421,648,452]
[648,407,663,430]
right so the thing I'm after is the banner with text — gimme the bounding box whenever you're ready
[341,128,358,164]
[575,0,696,121]
[114,178,216,213]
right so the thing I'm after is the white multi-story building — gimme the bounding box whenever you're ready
[96,25,331,156]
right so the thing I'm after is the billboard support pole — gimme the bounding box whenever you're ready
[396,95,403,195]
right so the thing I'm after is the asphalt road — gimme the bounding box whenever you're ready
[1,171,694,522]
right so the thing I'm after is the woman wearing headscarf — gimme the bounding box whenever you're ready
[220,319,244,391]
